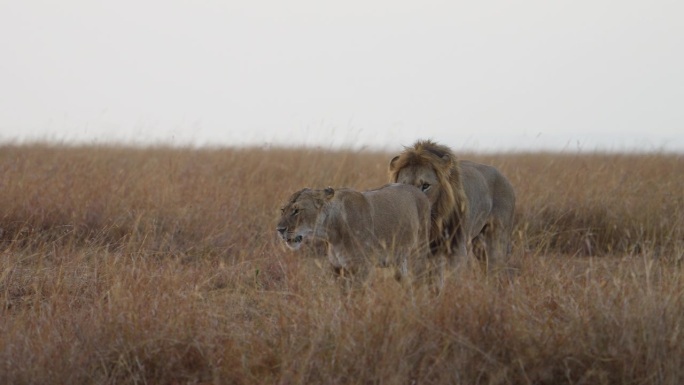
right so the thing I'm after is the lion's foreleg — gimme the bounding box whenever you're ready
[330,266,352,295]
[407,241,432,288]
[432,254,446,292]
[351,261,371,289]
[394,253,409,282]
[447,231,469,270]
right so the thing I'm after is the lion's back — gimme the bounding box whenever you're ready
[460,160,516,231]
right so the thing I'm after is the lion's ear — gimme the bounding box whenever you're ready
[389,155,400,172]
[441,154,454,167]
[324,187,335,199]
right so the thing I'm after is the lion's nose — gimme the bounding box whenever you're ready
[276,226,286,236]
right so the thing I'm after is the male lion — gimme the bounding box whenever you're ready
[276,184,430,287]
[389,140,516,273]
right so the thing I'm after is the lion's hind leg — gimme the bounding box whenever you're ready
[472,232,488,267]
[479,218,511,274]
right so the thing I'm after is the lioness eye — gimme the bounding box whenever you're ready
[292,208,300,216]
[421,183,430,192]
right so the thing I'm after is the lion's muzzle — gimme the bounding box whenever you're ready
[277,226,303,249]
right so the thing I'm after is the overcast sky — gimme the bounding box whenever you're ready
[1,0,682,152]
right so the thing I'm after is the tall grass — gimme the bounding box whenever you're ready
[1,144,683,384]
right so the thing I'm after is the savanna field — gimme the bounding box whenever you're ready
[1,144,683,385]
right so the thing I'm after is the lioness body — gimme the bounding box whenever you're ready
[276,184,430,285]
[389,140,516,273]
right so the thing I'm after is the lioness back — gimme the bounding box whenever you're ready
[363,183,431,248]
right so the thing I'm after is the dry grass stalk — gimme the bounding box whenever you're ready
[1,144,682,384]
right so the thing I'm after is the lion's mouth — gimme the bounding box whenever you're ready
[283,234,304,250]
[279,227,314,251]
[282,234,304,250]
[287,235,303,244]
[277,227,302,244]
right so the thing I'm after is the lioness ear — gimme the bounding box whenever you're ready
[389,155,400,172]
[324,187,335,199]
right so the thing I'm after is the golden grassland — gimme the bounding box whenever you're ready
[1,144,683,385]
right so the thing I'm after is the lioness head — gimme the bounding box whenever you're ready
[276,187,334,250]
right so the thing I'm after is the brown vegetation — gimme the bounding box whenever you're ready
[1,144,683,384]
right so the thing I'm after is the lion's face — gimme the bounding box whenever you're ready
[394,164,441,206]
[276,190,325,250]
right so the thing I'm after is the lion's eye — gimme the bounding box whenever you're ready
[421,183,430,192]
[292,208,300,216]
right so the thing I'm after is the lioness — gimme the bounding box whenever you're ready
[276,184,431,286]
[389,140,516,273]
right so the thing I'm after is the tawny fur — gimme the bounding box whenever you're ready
[276,184,431,287]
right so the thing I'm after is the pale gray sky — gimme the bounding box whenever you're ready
[1,0,682,152]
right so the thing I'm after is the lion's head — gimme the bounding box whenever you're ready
[388,140,468,238]
[276,187,333,250]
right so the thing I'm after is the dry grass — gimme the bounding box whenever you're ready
[1,144,683,384]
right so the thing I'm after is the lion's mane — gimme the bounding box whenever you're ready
[389,140,468,246]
